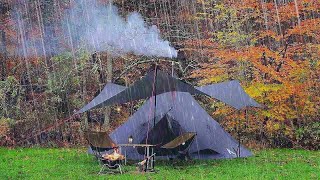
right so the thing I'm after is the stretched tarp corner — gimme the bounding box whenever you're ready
[76,83,126,114]
[197,80,261,110]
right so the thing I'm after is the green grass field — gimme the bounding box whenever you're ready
[0,148,319,180]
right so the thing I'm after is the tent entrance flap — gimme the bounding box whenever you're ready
[137,115,183,156]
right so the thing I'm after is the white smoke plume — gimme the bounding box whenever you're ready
[10,0,177,58]
[66,1,177,58]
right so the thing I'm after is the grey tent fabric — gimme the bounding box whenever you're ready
[77,83,126,114]
[197,80,261,110]
[110,92,252,160]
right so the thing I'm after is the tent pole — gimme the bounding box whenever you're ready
[171,61,174,76]
[243,109,248,157]
[153,64,158,128]
[238,110,241,158]
[238,108,248,158]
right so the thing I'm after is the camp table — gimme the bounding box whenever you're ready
[118,144,156,171]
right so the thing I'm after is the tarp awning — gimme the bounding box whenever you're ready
[76,71,261,114]
[77,70,205,114]
[93,71,206,108]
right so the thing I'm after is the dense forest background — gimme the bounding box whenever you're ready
[0,0,319,150]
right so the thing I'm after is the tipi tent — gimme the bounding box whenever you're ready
[77,70,260,159]
[110,92,251,159]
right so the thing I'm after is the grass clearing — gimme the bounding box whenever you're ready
[0,148,319,179]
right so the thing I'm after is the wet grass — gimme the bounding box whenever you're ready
[0,148,319,179]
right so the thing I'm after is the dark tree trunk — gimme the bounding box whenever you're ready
[0,30,7,81]
[102,54,113,131]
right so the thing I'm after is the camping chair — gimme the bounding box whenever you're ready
[161,132,196,160]
[84,131,124,174]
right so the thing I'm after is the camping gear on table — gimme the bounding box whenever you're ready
[84,131,124,174]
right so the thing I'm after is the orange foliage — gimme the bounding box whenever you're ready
[190,0,319,148]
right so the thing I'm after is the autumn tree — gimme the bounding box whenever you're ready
[189,0,319,149]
